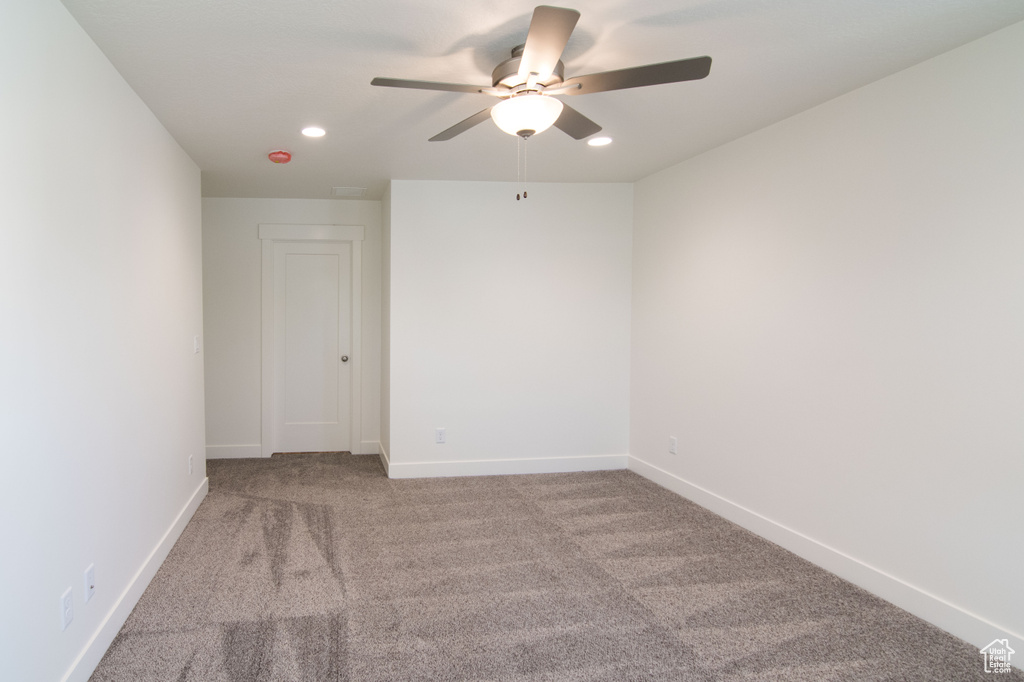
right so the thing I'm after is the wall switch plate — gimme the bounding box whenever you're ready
[669,436,678,455]
[60,587,73,630]
[83,564,96,603]
[435,428,446,444]
[188,454,194,475]
[193,335,200,354]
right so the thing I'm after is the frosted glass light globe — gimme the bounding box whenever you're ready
[490,94,564,137]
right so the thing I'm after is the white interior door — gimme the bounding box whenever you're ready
[272,241,352,453]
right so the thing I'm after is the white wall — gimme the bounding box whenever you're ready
[630,20,1024,649]
[386,180,632,477]
[202,198,382,457]
[0,1,206,680]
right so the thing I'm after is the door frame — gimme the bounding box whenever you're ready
[259,224,364,456]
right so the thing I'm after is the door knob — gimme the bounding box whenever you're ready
[341,355,349,362]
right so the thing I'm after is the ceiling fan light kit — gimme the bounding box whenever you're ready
[491,94,564,138]
[371,4,712,143]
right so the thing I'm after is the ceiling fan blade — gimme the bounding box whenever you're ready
[553,102,602,140]
[518,6,580,81]
[429,108,494,141]
[371,77,488,95]
[561,56,712,95]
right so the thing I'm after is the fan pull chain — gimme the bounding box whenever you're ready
[523,135,528,199]
[516,135,529,200]
[516,136,521,200]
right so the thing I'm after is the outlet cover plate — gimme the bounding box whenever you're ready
[60,587,73,630]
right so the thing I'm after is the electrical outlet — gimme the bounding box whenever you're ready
[188,454,193,475]
[669,436,678,455]
[435,428,446,444]
[60,587,73,630]
[84,564,96,603]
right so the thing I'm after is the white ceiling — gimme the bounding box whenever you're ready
[60,0,1024,200]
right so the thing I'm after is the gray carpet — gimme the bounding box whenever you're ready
[90,453,1019,681]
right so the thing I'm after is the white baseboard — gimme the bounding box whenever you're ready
[387,453,628,479]
[377,442,390,476]
[206,444,264,459]
[63,478,209,682]
[627,456,1022,659]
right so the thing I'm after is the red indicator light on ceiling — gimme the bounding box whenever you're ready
[268,150,292,164]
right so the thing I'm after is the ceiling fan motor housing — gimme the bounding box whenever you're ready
[492,45,565,88]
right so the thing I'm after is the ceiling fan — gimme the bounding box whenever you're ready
[371,5,712,142]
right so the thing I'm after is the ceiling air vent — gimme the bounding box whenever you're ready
[331,186,366,198]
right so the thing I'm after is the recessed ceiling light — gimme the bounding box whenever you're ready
[302,126,326,137]
[588,136,612,147]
